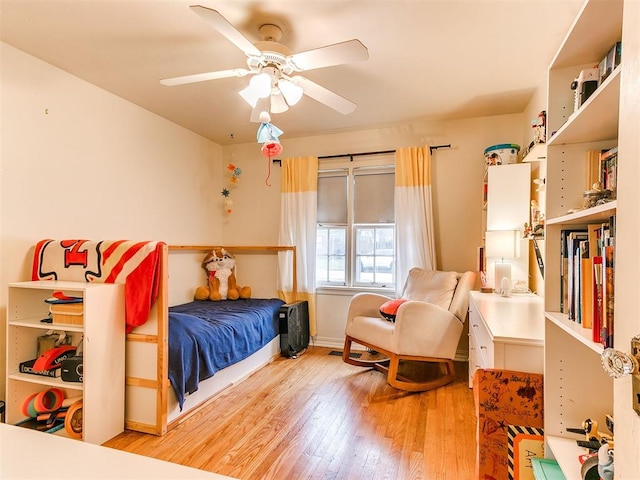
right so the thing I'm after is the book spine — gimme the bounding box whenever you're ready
[603,245,615,348]
[592,256,603,344]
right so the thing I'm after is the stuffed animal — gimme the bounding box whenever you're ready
[194,248,251,301]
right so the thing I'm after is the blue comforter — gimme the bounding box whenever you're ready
[168,298,284,410]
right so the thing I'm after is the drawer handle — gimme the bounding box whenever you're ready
[472,324,479,328]
[480,346,487,350]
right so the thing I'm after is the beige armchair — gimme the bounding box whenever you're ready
[342,268,476,391]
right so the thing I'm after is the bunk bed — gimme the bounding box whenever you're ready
[31,241,297,435]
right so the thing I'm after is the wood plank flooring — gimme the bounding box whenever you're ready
[104,347,477,480]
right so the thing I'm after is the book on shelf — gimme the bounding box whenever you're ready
[603,244,615,348]
[560,218,615,338]
[560,229,586,314]
[593,256,604,344]
[578,223,605,331]
[600,146,618,198]
[565,231,588,319]
[585,149,601,189]
[580,240,593,329]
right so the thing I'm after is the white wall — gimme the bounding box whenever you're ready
[0,43,224,400]
[221,114,525,348]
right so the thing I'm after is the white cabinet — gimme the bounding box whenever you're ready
[5,281,125,445]
[484,163,531,290]
[541,0,640,476]
[468,291,544,388]
[486,163,530,231]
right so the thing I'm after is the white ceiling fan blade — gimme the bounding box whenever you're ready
[289,39,368,71]
[160,68,251,86]
[190,5,262,57]
[294,76,357,115]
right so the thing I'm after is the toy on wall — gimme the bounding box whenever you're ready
[194,248,251,301]
[257,111,283,186]
[221,163,242,214]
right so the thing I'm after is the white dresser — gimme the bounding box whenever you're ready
[468,290,544,387]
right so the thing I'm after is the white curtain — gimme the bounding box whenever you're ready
[278,156,318,336]
[395,146,436,296]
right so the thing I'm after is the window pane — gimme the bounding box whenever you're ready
[317,175,347,223]
[316,226,346,285]
[354,172,394,223]
[355,226,395,287]
[316,228,329,256]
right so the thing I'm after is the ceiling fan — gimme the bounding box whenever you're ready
[160,5,369,118]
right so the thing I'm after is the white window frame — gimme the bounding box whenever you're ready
[316,154,395,292]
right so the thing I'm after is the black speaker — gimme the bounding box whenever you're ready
[279,301,309,358]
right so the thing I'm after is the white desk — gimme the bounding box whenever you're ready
[468,291,544,387]
[0,423,237,479]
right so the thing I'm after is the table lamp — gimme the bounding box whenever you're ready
[485,230,519,296]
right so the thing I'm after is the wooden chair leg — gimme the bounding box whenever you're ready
[342,336,386,368]
[387,358,456,392]
[386,353,401,387]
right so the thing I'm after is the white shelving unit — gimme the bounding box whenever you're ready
[5,281,125,445]
[542,0,623,476]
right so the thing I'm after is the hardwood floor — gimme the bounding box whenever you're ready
[104,347,477,480]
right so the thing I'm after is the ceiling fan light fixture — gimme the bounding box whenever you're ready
[239,85,259,108]
[251,72,272,98]
[239,72,273,107]
[270,90,289,114]
[278,78,303,106]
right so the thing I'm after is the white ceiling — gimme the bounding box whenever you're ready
[0,0,584,146]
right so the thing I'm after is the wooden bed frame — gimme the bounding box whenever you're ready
[124,244,297,435]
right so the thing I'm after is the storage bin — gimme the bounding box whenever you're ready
[49,302,84,325]
[484,143,520,166]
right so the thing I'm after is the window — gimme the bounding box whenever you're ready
[316,156,395,288]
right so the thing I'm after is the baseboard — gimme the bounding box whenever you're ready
[311,336,349,350]
[455,348,469,363]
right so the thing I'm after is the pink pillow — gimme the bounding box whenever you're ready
[379,298,408,322]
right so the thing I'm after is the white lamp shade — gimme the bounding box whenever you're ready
[239,73,272,107]
[270,91,289,113]
[494,262,512,294]
[278,78,303,106]
[239,85,259,108]
[485,230,519,259]
[251,73,272,98]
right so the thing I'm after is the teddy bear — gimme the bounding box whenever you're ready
[194,248,251,301]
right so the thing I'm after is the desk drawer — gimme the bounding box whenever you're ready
[469,316,494,369]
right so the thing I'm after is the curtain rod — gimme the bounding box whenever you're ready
[272,144,451,165]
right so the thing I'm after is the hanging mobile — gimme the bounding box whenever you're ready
[256,112,283,186]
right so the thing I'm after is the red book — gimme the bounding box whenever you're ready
[602,246,615,348]
[592,256,603,344]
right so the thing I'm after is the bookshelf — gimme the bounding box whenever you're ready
[542,0,633,475]
[5,281,125,445]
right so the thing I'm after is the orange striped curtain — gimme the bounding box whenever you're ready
[395,146,436,294]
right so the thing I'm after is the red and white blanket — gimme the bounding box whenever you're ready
[32,239,165,332]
